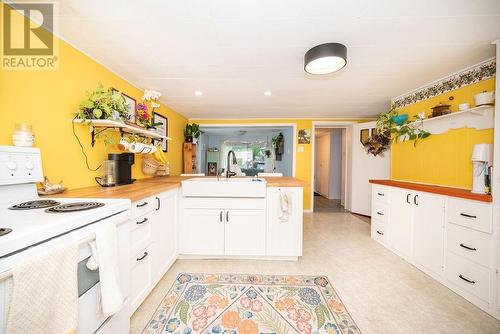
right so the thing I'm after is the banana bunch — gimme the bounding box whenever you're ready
[153,145,167,164]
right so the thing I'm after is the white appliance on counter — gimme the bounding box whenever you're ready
[471,144,492,194]
[0,146,132,334]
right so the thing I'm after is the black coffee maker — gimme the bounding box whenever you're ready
[108,153,135,185]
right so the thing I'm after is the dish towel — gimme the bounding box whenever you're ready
[6,242,78,334]
[279,189,292,223]
[87,221,124,317]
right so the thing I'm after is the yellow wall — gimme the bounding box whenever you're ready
[188,118,370,210]
[0,6,187,189]
[391,78,495,189]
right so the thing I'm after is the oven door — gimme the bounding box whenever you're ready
[77,244,107,334]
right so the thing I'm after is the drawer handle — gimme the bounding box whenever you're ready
[413,194,418,206]
[136,217,148,225]
[406,193,411,204]
[377,192,385,196]
[136,252,148,261]
[458,274,475,284]
[376,212,384,216]
[459,243,477,251]
[376,230,384,235]
[460,213,477,219]
[136,202,148,208]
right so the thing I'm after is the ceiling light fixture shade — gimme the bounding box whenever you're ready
[304,43,347,74]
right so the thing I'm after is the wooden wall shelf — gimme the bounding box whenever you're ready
[73,119,172,146]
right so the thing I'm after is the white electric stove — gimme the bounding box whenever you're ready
[0,145,132,334]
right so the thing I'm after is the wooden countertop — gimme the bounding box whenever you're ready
[48,176,306,202]
[369,179,492,202]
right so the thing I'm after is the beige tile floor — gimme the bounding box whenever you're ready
[131,212,500,334]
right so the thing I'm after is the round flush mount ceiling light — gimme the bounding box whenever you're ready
[264,90,272,96]
[304,43,347,75]
[194,90,203,96]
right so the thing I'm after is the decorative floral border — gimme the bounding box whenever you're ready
[392,58,496,109]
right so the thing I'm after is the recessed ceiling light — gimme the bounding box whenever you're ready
[304,43,347,75]
[194,90,203,96]
[264,91,272,96]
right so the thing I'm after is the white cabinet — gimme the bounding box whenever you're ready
[370,183,497,319]
[152,189,178,282]
[413,192,445,277]
[225,209,266,256]
[266,187,303,257]
[129,189,179,313]
[388,187,413,259]
[180,208,225,255]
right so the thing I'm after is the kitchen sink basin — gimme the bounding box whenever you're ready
[181,177,267,197]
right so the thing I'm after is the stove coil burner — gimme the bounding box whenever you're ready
[0,228,12,237]
[8,199,60,210]
[45,202,104,213]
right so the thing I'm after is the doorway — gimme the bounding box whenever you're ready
[313,128,347,212]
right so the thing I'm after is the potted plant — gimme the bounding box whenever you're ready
[272,132,284,161]
[77,83,128,120]
[184,123,200,143]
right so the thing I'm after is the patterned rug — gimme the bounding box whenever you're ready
[142,273,361,334]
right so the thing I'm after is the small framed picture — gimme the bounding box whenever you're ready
[112,88,136,123]
[298,129,311,144]
[152,112,168,152]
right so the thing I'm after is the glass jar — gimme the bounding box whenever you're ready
[12,124,35,147]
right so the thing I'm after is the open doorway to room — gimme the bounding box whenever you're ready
[196,124,296,177]
[313,128,347,212]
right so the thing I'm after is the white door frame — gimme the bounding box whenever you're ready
[311,121,357,211]
[197,123,297,177]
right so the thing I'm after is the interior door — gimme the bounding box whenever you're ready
[180,208,225,255]
[315,134,330,196]
[413,192,445,276]
[225,209,266,256]
[388,187,413,259]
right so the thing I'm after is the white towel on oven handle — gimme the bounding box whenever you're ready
[89,221,124,317]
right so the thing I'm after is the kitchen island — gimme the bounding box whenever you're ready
[48,175,306,312]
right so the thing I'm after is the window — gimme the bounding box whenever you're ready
[221,140,269,176]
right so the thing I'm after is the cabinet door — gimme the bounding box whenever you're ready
[413,192,445,276]
[266,187,303,257]
[388,187,413,259]
[152,189,178,282]
[225,209,266,256]
[180,208,225,255]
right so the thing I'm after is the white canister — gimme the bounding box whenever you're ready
[474,91,495,107]
[458,103,470,111]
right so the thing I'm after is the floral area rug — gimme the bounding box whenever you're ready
[142,273,361,334]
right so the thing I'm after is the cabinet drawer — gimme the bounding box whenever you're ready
[130,244,153,311]
[445,251,490,302]
[131,196,156,219]
[371,219,387,246]
[131,212,153,253]
[447,198,492,233]
[372,185,390,204]
[446,223,492,268]
[371,202,389,223]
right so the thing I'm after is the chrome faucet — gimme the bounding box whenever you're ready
[226,150,237,179]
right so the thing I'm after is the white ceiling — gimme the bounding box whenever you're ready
[56,0,500,119]
[200,126,289,136]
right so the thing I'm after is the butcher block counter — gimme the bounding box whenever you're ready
[369,179,492,202]
[49,176,306,202]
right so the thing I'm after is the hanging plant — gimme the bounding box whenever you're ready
[364,107,431,156]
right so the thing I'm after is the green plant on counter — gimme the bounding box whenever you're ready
[77,83,128,120]
[184,123,200,142]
